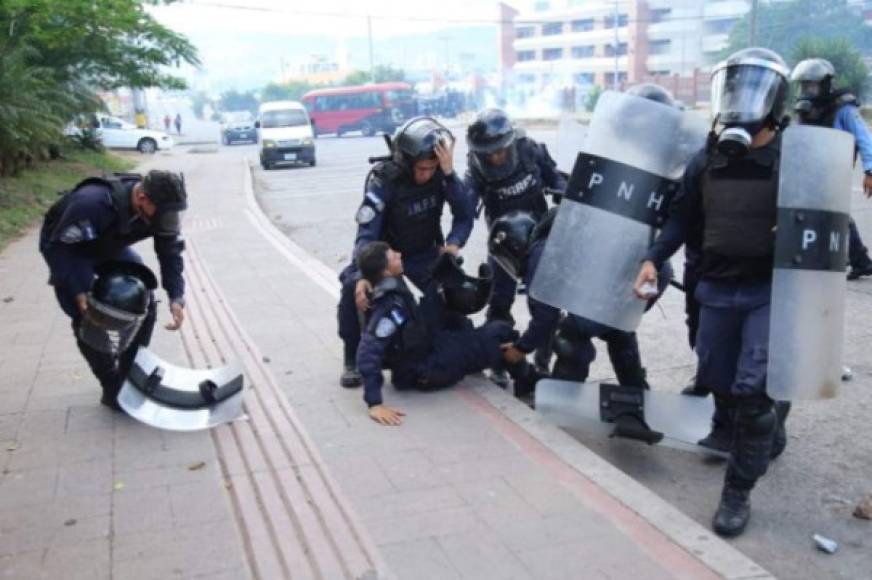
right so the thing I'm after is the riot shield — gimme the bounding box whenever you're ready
[535,379,722,455]
[555,118,587,174]
[118,347,244,431]
[768,125,853,400]
[530,91,707,331]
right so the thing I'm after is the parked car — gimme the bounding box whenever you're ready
[220,111,257,145]
[256,101,316,169]
[65,113,174,153]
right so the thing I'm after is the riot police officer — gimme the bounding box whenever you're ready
[354,241,523,426]
[337,117,474,388]
[791,58,872,280]
[493,209,664,397]
[633,48,792,537]
[465,109,566,325]
[39,170,187,410]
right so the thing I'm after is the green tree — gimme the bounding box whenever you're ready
[0,0,199,90]
[219,90,259,114]
[584,85,604,112]
[342,65,406,86]
[723,0,872,58]
[791,37,869,98]
[343,70,371,85]
[260,81,316,103]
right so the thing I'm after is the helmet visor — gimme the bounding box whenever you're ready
[471,144,518,182]
[78,297,145,355]
[711,64,785,124]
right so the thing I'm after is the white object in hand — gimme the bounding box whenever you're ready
[639,282,658,298]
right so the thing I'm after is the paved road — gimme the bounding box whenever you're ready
[220,122,871,580]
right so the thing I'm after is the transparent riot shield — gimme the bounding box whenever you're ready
[118,347,245,431]
[768,125,853,400]
[529,91,707,331]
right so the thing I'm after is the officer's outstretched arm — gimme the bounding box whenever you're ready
[357,329,405,426]
[444,174,475,248]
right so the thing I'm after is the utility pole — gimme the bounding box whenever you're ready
[749,0,758,46]
[368,15,375,83]
[613,0,619,90]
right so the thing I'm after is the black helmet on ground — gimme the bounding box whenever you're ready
[467,109,520,182]
[430,253,493,315]
[626,83,677,108]
[790,58,838,122]
[391,116,453,170]
[487,210,538,280]
[710,47,790,157]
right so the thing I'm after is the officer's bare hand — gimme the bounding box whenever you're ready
[502,344,526,365]
[440,244,460,256]
[434,140,454,176]
[633,261,659,300]
[165,302,185,331]
[75,293,89,315]
[864,173,872,198]
[369,404,405,426]
[355,279,373,312]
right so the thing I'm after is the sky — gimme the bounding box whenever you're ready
[147,0,529,93]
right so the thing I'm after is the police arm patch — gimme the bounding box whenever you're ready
[356,205,377,225]
[375,316,398,338]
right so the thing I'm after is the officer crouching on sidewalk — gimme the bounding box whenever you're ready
[39,170,187,410]
[337,117,474,388]
[354,241,533,426]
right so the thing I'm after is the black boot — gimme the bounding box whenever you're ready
[770,401,791,460]
[681,377,711,397]
[698,396,733,453]
[847,260,872,280]
[339,343,362,388]
[488,366,510,389]
[713,484,751,537]
[507,360,543,406]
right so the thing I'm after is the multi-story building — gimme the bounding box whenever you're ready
[499,0,753,105]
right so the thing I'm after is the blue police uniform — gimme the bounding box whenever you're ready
[39,175,186,404]
[356,276,515,407]
[646,137,784,500]
[337,161,474,367]
[465,137,566,322]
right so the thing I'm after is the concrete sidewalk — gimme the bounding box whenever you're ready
[0,150,772,579]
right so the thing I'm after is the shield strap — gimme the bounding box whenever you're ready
[565,152,678,227]
[128,362,243,409]
[773,208,850,272]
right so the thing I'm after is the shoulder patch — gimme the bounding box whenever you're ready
[375,316,398,338]
[356,205,377,225]
[389,308,406,325]
[365,191,385,212]
[59,219,97,244]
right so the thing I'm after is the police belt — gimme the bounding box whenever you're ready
[128,361,243,409]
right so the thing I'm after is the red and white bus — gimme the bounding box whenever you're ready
[301,82,414,137]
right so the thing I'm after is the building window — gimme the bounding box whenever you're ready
[542,22,564,36]
[604,72,628,85]
[571,18,594,32]
[649,70,671,76]
[574,72,595,85]
[542,47,563,61]
[516,26,535,39]
[571,45,595,59]
[519,73,536,83]
[651,8,671,23]
[517,50,536,62]
[706,18,737,35]
[604,42,628,57]
[603,14,629,29]
[649,39,671,55]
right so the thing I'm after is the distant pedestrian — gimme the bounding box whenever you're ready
[174,113,182,135]
[163,114,171,132]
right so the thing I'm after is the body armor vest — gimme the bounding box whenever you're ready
[701,153,779,259]
[372,280,432,367]
[382,171,445,256]
[474,139,547,222]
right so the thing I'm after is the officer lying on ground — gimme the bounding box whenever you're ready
[355,241,532,426]
[337,117,474,389]
[39,170,187,410]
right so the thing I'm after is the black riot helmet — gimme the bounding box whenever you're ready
[141,170,187,234]
[79,261,158,355]
[487,210,538,280]
[430,253,493,315]
[710,47,790,156]
[625,83,677,108]
[790,58,837,123]
[467,109,519,182]
[391,116,453,170]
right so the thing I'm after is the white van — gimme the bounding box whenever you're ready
[256,101,316,169]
